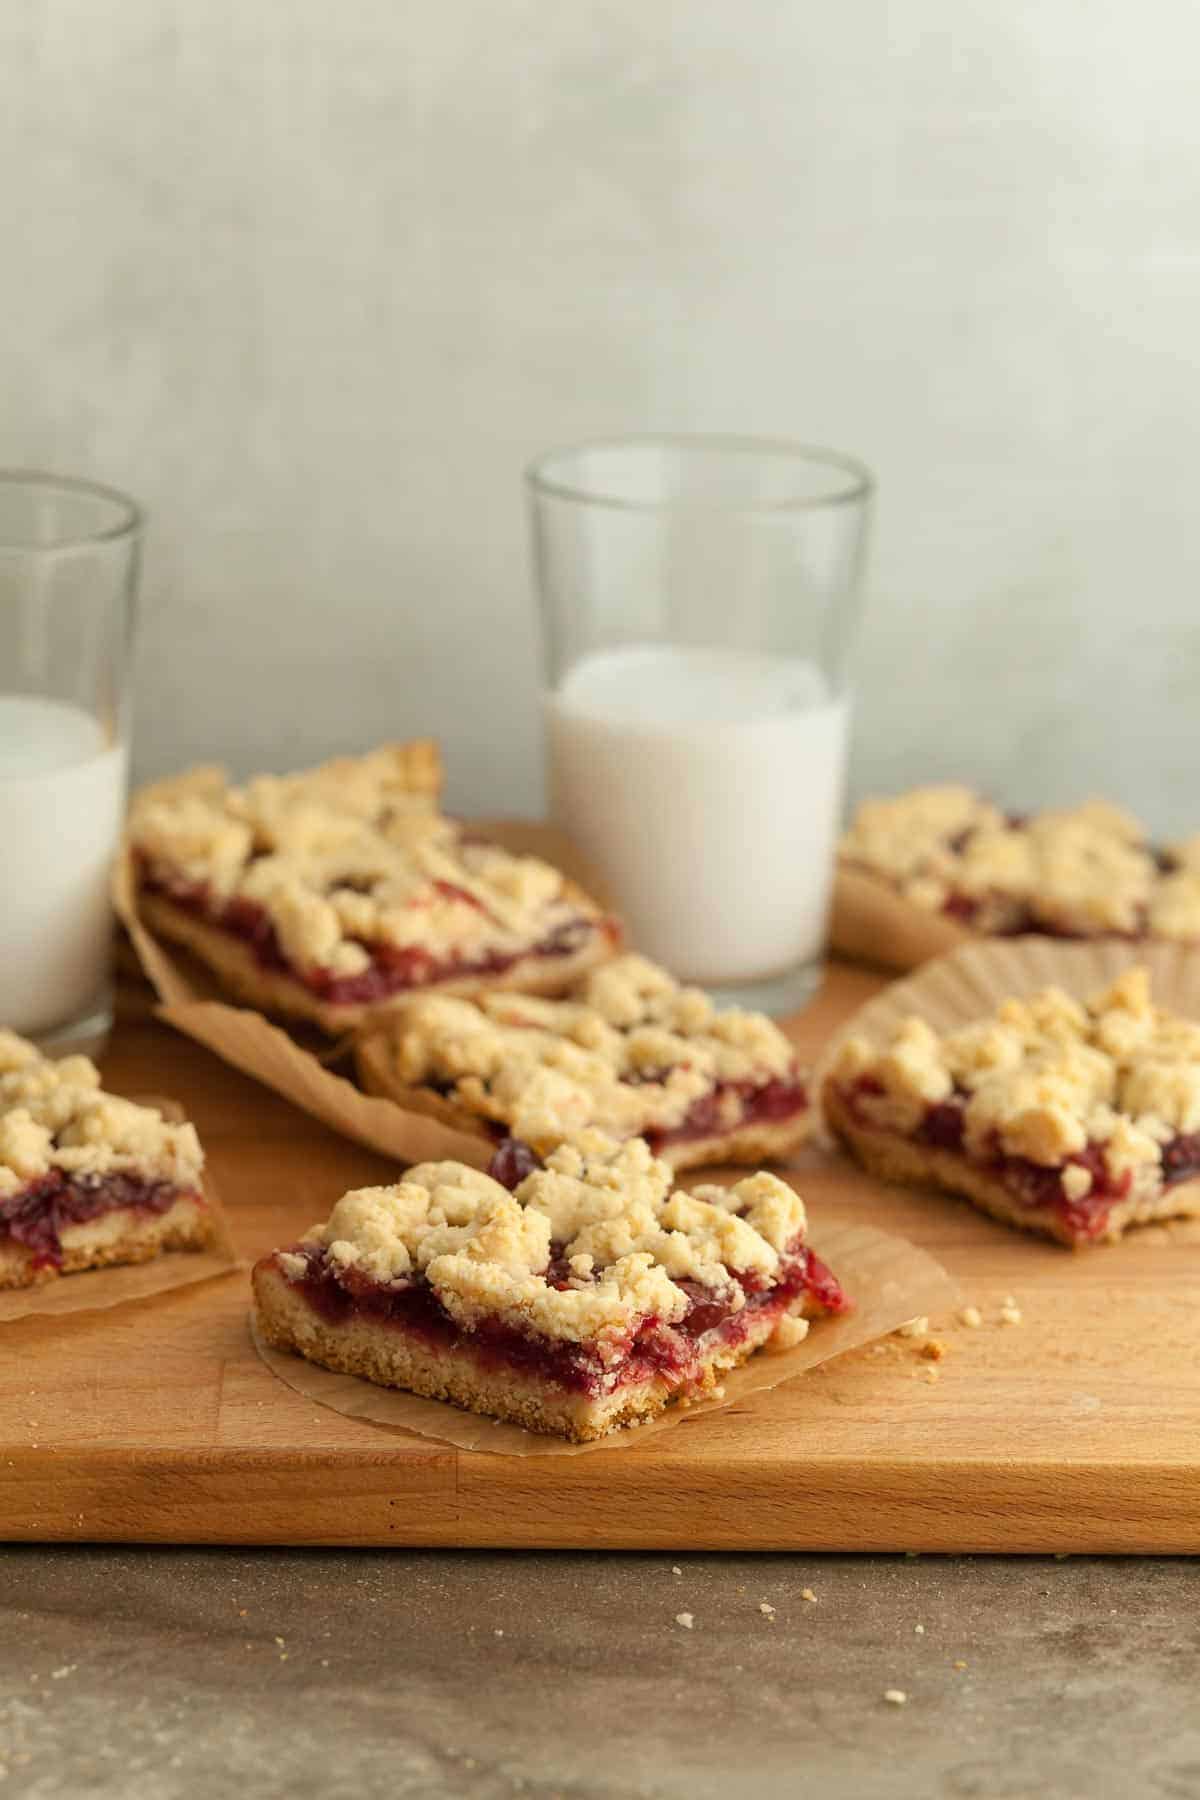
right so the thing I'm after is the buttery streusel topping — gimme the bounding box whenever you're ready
[840,786,1200,940]
[0,1031,205,1199]
[130,744,604,979]
[379,954,800,1147]
[831,968,1200,1193]
[286,1133,808,1346]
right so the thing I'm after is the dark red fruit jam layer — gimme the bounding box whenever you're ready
[488,1138,543,1190]
[1,1172,195,1270]
[141,863,617,1004]
[642,1075,808,1154]
[278,1235,848,1400]
[842,1077,1200,1242]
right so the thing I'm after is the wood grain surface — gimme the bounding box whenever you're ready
[3,960,1198,1551]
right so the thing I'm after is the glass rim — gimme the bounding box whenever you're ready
[0,469,143,551]
[525,433,873,515]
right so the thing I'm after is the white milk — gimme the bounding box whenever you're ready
[547,645,848,986]
[0,695,128,1035]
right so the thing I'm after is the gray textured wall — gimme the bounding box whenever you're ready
[5,3,1200,829]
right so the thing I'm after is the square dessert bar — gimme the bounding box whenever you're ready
[825,968,1200,1246]
[839,785,1200,940]
[355,953,811,1171]
[0,1031,210,1289]
[129,741,619,1033]
[252,1134,848,1441]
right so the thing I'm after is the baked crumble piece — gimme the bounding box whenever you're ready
[824,967,1200,1245]
[839,786,1200,941]
[355,953,810,1170]
[129,743,619,1032]
[252,1132,848,1441]
[0,1030,210,1288]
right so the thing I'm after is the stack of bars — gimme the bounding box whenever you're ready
[121,739,848,1442]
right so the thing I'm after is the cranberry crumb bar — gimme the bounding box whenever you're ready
[825,968,1200,1246]
[839,786,1200,942]
[355,953,810,1171]
[252,1133,848,1441]
[129,742,619,1032]
[0,1031,210,1289]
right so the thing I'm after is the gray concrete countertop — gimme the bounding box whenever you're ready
[1,1550,1196,1799]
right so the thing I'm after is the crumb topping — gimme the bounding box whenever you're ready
[288,1133,808,1345]
[840,786,1200,940]
[770,1311,810,1351]
[895,1316,929,1338]
[832,967,1198,1184]
[130,744,604,977]
[0,1034,204,1198]
[374,954,800,1146]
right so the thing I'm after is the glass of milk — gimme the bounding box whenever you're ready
[0,473,142,1049]
[528,437,872,1013]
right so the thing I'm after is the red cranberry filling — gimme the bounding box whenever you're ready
[916,1101,966,1152]
[141,860,616,1003]
[487,1138,543,1190]
[282,1230,846,1400]
[1,1173,196,1270]
[942,894,981,926]
[642,1075,808,1154]
[1160,1130,1200,1184]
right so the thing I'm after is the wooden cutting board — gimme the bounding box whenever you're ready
[3,962,1198,1552]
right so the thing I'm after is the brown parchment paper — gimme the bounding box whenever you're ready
[0,1099,240,1325]
[830,866,974,974]
[812,935,1200,1144]
[249,1220,957,1457]
[113,821,618,1172]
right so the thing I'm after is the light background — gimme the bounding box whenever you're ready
[5,2,1200,828]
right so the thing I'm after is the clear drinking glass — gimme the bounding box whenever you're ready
[528,436,872,1013]
[0,473,142,1050]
